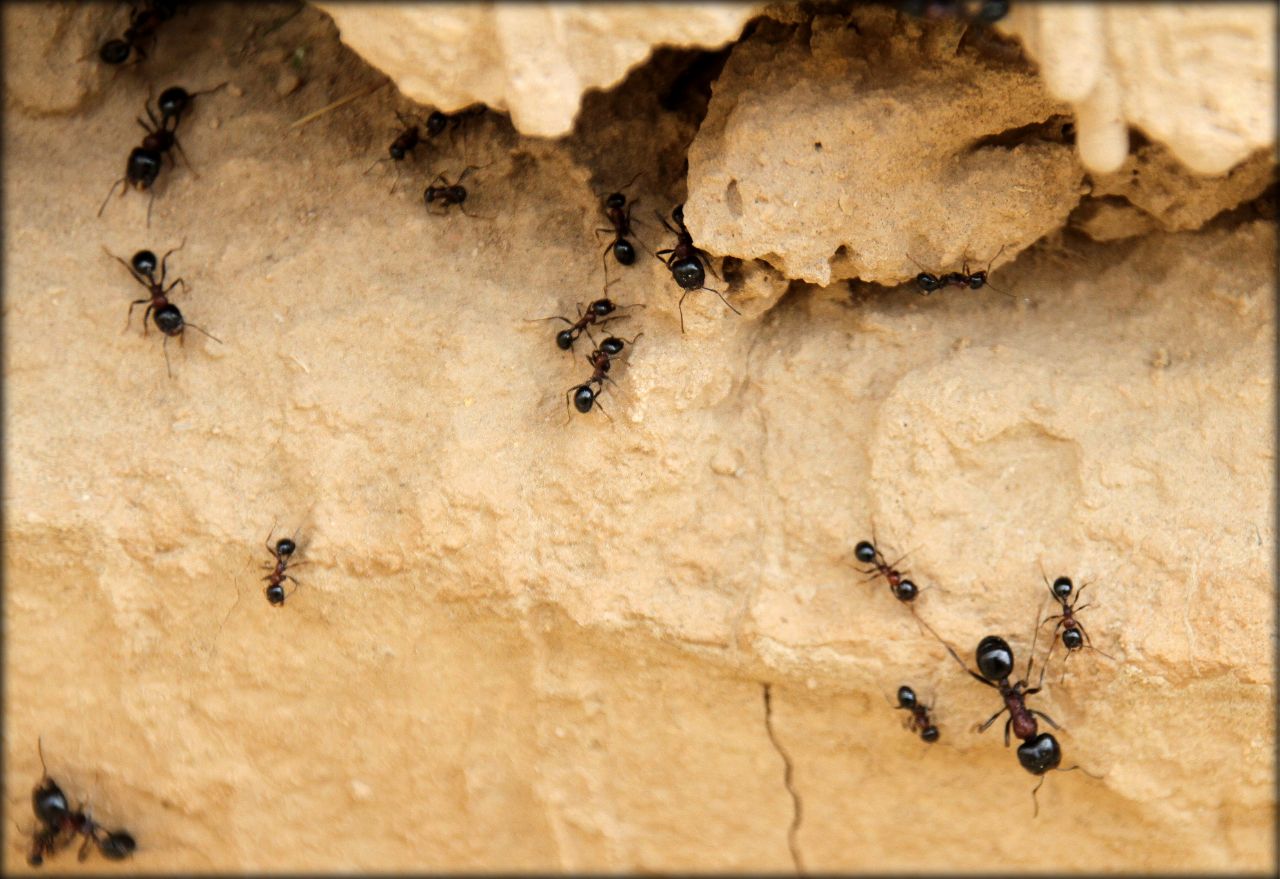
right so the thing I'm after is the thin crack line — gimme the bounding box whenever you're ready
[762,683,805,875]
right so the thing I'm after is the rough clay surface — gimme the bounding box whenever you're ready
[3,1,1276,873]
[1003,2,1277,175]
[312,1,764,138]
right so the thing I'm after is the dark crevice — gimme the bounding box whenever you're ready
[762,683,805,875]
[966,113,1076,152]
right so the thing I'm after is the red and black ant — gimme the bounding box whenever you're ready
[26,739,136,867]
[895,685,940,742]
[907,246,1013,298]
[1036,573,1115,684]
[424,165,494,218]
[656,204,739,332]
[97,0,181,65]
[854,538,920,603]
[525,282,644,351]
[262,528,304,606]
[106,241,221,378]
[595,173,649,278]
[565,334,642,422]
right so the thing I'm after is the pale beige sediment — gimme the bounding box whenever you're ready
[3,1,1276,873]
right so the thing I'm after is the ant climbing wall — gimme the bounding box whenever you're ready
[3,1,1275,873]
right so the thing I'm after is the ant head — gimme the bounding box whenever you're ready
[555,329,576,350]
[921,725,940,743]
[157,86,190,119]
[127,148,163,187]
[275,538,296,558]
[968,271,987,289]
[1051,576,1073,600]
[389,143,407,160]
[98,830,136,860]
[671,258,705,290]
[975,0,1010,22]
[448,185,467,203]
[600,337,626,357]
[672,203,686,224]
[1062,628,1084,651]
[893,579,919,602]
[153,305,184,336]
[854,541,878,564]
[915,272,940,292]
[32,780,70,827]
[589,299,616,318]
[895,685,917,709]
[99,39,131,64]
[605,192,626,209]
[266,583,286,606]
[426,111,448,137]
[975,636,1014,682]
[1016,733,1062,775]
[131,250,159,277]
[572,385,596,414]
[612,239,637,265]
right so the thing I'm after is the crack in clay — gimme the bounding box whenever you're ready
[762,683,805,875]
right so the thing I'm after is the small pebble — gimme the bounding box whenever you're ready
[276,71,303,97]
[227,83,244,98]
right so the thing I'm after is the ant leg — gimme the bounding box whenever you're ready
[125,298,149,332]
[171,134,198,177]
[1030,775,1046,818]
[388,163,402,195]
[459,204,495,220]
[677,287,692,334]
[1030,709,1061,730]
[142,303,155,335]
[698,250,723,282]
[164,276,189,297]
[162,334,174,378]
[454,164,483,184]
[363,155,391,176]
[1003,716,1013,747]
[97,177,125,217]
[159,239,186,282]
[1036,619,1064,689]
[976,705,1007,733]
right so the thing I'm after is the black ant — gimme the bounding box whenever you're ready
[1036,573,1115,683]
[364,111,440,194]
[424,165,493,218]
[98,1,181,65]
[565,334,642,422]
[656,204,739,332]
[895,685,939,742]
[27,739,136,867]
[98,90,200,226]
[525,283,643,351]
[262,528,304,606]
[907,246,1013,298]
[106,241,221,378]
[595,173,648,278]
[854,538,919,602]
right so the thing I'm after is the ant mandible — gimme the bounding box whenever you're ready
[895,685,940,742]
[262,528,304,606]
[97,1,180,65]
[424,165,493,218]
[525,281,644,351]
[656,203,739,332]
[1036,573,1115,684]
[907,246,1013,298]
[565,333,642,422]
[106,241,221,378]
[854,538,920,602]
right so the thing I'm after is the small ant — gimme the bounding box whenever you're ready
[525,283,643,351]
[262,528,304,606]
[854,539,919,602]
[907,246,1013,298]
[106,241,221,378]
[656,204,739,332]
[364,111,438,193]
[895,685,940,742]
[1036,573,1115,684]
[565,334,642,422]
[27,739,136,866]
[595,173,648,278]
[424,165,492,218]
[98,1,180,65]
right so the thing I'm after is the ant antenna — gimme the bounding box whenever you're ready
[184,322,222,344]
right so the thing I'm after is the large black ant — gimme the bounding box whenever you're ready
[424,165,493,218]
[106,241,221,378]
[1036,573,1114,683]
[27,739,136,867]
[854,538,919,602]
[98,89,203,226]
[595,173,648,278]
[656,204,739,332]
[565,334,641,422]
[895,685,940,742]
[262,528,304,606]
[907,247,1013,298]
[525,283,643,351]
[98,1,181,65]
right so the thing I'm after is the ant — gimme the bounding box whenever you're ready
[895,685,940,742]
[424,165,493,218]
[262,528,304,606]
[364,111,442,194]
[155,82,227,131]
[854,538,919,602]
[98,89,202,227]
[907,246,1013,298]
[565,334,642,422]
[98,1,181,65]
[27,739,136,866]
[525,282,643,351]
[595,173,648,278]
[1036,573,1115,684]
[656,204,739,332]
[106,241,221,378]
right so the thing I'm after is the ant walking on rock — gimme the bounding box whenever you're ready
[262,528,305,606]
[1035,571,1115,684]
[106,241,221,377]
[365,111,443,194]
[907,246,1014,298]
[854,537,920,603]
[424,164,494,218]
[895,685,940,743]
[525,280,644,351]
[595,173,649,278]
[26,739,136,867]
[656,204,739,332]
[97,0,181,65]
[565,333,642,422]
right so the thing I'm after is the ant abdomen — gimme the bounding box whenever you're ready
[153,304,184,336]
[671,257,705,289]
[613,239,636,265]
[1016,732,1062,775]
[99,831,137,860]
[555,329,576,351]
[572,385,596,413]
[975,636,1014,682]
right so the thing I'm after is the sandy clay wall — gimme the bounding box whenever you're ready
[3,1,1276,872]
